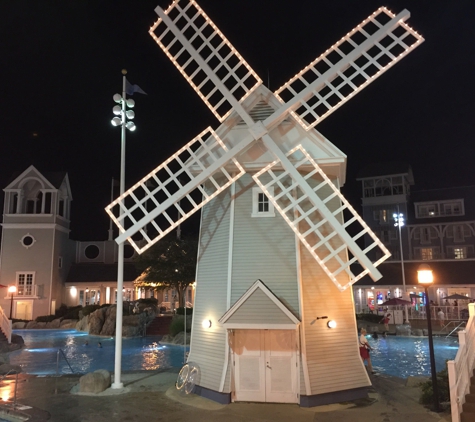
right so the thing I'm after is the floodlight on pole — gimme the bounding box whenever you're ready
[110,69,138,390]
[417,264,440,413]
[393,209,409,324]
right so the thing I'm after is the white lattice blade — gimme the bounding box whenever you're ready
[150,0,262,123]
[273,7,424,130]
[254,140,390,290]
[107,128,252,253]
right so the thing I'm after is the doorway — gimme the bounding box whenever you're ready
[233,329,298,403]
[16,300,33,320]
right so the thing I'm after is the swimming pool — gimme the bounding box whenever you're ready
[368,335,459,378]
[9,330,188,375]
[9,330,458,378]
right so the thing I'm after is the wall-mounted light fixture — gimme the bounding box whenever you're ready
[327,320,337,329]
[202,319,212,329]
[310,315,328,325]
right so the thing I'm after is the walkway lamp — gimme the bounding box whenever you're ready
[8,285,16,319]
[394,211,409,323]
[417,263,440,412]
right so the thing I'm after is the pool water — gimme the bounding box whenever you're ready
[367,335,459,378]
[9,330,459,378]
[9,329,188,375]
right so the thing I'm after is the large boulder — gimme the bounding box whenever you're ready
[412,328,423,336]
[46,318,62,328]
[79,369,111,393]
[89,308,107,335]
[12,322,26,329]
[25,321,47,329]
[60,319,78,329]
[99,306,117,336]
[76,315,89,332]
[172,331,191,345]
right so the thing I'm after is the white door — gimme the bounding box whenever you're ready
[16,301,33,320]
[234,329,297,403]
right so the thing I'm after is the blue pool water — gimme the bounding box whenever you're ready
[9,330,458,378]
[9,329,188,375]
[367,335,459,378]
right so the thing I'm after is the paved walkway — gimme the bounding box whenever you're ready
[0,370,453,422]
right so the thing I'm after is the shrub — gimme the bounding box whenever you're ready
[356,313,381,324]
[138,298,158,306]
[54,304,69,318]
[63,305,82,320]
[169,316,184,336]
[175,307,193,315]
[36,314,56,323]
[81,304,101,317]
[419,366,449,406]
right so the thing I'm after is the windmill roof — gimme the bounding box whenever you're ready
[66,263,138,283]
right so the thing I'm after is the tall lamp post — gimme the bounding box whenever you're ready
[8,286,16,319]
[393,210,409,323]
[417,263,440,413]
[110,69,137,389]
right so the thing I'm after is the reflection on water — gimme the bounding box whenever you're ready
[0,381,12,402]
[368,335,458,378]
[9,330,188,375]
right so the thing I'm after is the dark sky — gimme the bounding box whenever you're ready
[1,0,474,241]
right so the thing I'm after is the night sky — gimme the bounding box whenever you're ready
[1,0,474,241]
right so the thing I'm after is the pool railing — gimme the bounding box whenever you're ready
[448,303,475,422]
[0,305,12,344]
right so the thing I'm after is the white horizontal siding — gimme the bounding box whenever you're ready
[188,189,232,392]
[231,174,299,315]
[298,178,370,396]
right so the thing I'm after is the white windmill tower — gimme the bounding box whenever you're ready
[107,1,423,406]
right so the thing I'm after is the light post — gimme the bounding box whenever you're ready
[110,69,137,389]
[393,210,409,323]
[8,285,16,319]
[417,263,440,413]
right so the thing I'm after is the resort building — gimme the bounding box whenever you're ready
[0,165,196,320]
[353,162,475,318]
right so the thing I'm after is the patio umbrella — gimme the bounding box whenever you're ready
[444,293,471,300]
[381,298,412,306]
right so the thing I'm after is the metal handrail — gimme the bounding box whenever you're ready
[56,348,74,374]
[445,321,466,338]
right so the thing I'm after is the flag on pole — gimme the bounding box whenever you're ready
[126,79,147,96]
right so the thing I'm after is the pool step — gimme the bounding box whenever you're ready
[146,316,173,336]
[461,370,475,422]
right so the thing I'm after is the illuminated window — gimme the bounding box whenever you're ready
[415,199,464,218]
[252,187,275,217]
[414,247,440,260]
[447,246,472,259]
[17,272,35,296]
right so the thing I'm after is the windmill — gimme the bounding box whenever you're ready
[107,1,423,406]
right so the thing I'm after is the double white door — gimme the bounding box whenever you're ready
[234,329,297,403]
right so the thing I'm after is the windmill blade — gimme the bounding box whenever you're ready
[150,0,262,123]
[254,140,390,291]
[273,7,424,131]
[107,128,252,253]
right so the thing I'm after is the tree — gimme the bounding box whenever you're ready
[134,234,198,307]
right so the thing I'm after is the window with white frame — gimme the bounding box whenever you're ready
[414,247,440,260]
[413,226,437,244]
[252,187,275,217]
[447,224,471,243]
[447,246,471,259]
[415,199,464,218]
[17,272,35,296]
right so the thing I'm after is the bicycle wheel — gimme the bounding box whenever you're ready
[176,364,190,390]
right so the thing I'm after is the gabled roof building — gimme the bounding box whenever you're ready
[353,162,475,319]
